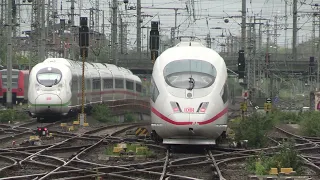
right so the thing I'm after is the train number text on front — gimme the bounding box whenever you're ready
[184,107,194,113]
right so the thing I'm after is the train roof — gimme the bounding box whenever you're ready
[175,41,205,47]
[155,42,226,74]
[158,43,224,64]
[42,58,138,80]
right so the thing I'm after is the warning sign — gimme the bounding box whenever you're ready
[135,127,148,136]
[264,103,272,112]
[240,102,247,111]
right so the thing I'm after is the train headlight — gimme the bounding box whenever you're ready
[170,101,181,113]
[197,102,209,113]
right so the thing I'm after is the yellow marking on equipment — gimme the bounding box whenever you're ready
[280,168,293,174]
[49,133,53,137]
[83,122,89,126]
[135,128,142,135]
[73,121,80,125]
[264,103,272,112]
[141,128,147,135]
[29,136,39,141]
[269,168,278,175]
[117,143,127,149]
[135,127,148,136]
[69,126,74,131]
[60,123,67,127]
[240,102,247,111]
[113,147,123,153]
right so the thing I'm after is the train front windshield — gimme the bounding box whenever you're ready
[163,59,217,89]
[36,68,62,87]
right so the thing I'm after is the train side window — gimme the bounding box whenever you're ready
[93,79,101,90]
[103,79,113,89]
[151,77,159,102]
[115,79,124,88]
[126,80,134,90]
[86,79,91,90]
[71,74,78,92]
[222,84,229,104]
[136,83,142,92]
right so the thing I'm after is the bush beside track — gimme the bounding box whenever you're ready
[92,104,138,123]
[246,141,302,175]
[0,108,30,123]
[91,99,149,123]
[230,110,320,148]
[230,110,315,176]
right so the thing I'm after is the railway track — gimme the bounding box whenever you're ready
[1,115,320,179]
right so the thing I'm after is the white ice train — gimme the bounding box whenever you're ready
[28,58,142,121]
[150,41,229,145]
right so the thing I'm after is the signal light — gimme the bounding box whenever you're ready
[44,128,47,131]
[238,50,245,79]
[170,102,181,113]
[197,102,209,113]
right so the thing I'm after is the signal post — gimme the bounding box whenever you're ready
[149,21,160,63]
[264,98,272,114]
[74,17,89,127]
[240,91,248,120]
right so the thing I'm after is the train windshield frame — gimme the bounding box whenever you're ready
[163,59,217,89]
[36,67,62,87]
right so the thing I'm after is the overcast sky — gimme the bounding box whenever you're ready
[17,0,318,51]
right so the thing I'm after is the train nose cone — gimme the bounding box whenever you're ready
[35,94,62,113]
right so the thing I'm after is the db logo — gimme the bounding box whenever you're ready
[192,122,199,125]
[184,107,194,113]
[46,97,52,100]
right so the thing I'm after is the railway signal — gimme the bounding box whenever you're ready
[150,21,160,64]
[266,98,272,103]
[243,91,248,99]
[265,98,272,113]
[76,17,89,127]
[37,127,48,136]
[237,50,245,79]
[240,102,247,111]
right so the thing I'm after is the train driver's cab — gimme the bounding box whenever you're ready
[36,67,62,87]
[163,59,217,90]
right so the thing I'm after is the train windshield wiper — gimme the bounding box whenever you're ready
[187,77,195,90]
[49,79,58,86]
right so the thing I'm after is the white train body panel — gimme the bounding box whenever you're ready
[150,42,229,145]
[28,58,142,118]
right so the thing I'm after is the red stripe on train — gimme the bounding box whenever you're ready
[151,106,228,125]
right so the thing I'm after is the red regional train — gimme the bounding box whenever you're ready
[0,69,29,104]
